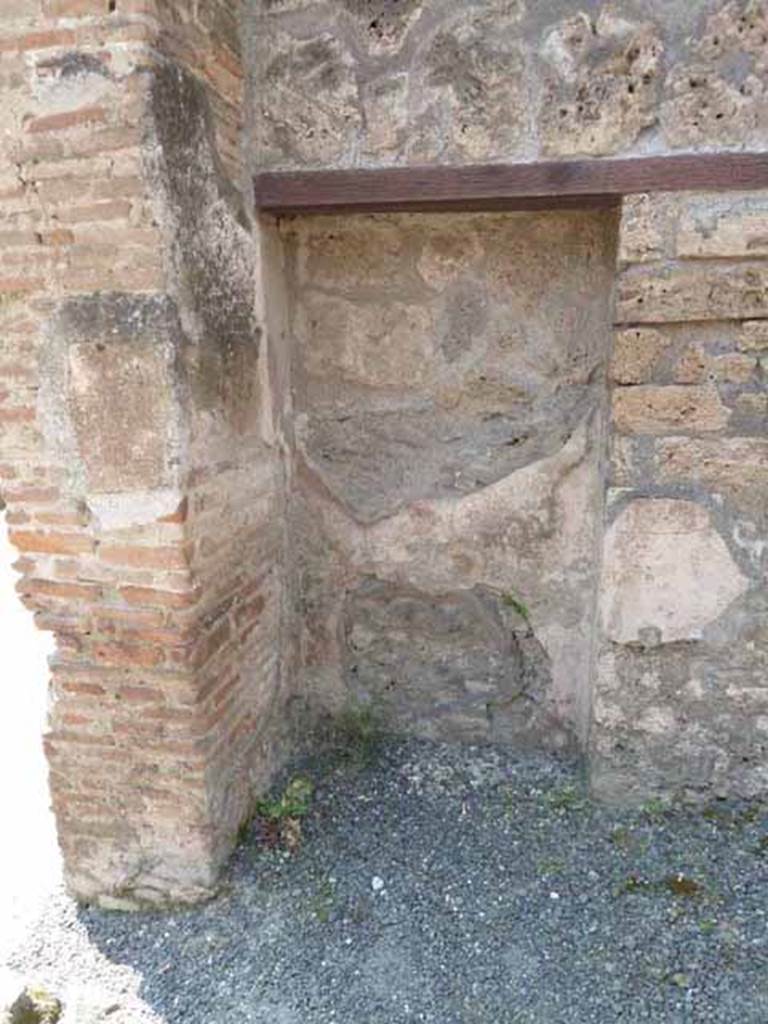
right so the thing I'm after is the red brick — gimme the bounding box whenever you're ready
[10,530,94,554]
[12,555,36,574]
[61,712,94,727]
[43,0,109,15]
[0,29,76,53]
[91,641,165,668]
[59,681,106,697]
[94,607,165,630]
[56,199,132,223]
[3,484,59,503]
[115,0,160,13]
[104,266,162,290]
[171,619,231,671]
[40,228,75,246]
[89,176,145,200]
[100,545,192,570]
[234,593,264,627]
[25,106,108,134]
[0,277,44,294]
[19,578,101,601]
[0,230,39,248]
[33,508,90,527]
[34,610,87,632]
[4,511,30,525]
[113,685,165,704]
[0,363,37,381]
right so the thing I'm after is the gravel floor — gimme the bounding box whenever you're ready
[6,738,768,1023]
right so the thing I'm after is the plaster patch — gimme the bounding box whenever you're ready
[600,498,748,644]
[88,490,185,531]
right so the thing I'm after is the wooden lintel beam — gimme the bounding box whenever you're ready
[254,152,768,216]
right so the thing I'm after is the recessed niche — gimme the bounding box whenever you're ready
[281,209,618,747]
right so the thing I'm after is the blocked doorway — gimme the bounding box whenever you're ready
[280,207,620,751]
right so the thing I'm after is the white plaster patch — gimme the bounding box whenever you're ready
[88,489,183,531]
[600,498,748,644]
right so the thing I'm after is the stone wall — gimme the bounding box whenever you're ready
[249,0,768,169]
[248,0,768,807]
[0,0,766,908]
[592,190,768,802]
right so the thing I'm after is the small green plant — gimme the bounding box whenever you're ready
[256,775,314,822]
[253,776,314,853]
[326,701,385,768]
[699,917,717,934]
[618,873,654,895]
[544,784,582,812]
[501,591,530,621]
[609,826,632,849]
[640,796,669,823]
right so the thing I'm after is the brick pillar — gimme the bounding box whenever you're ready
[590,190,768,804]
[0,0,289,907]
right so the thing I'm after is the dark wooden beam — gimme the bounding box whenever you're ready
[254,152,768,216]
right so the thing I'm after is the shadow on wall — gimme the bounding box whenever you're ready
[0,514,60,961]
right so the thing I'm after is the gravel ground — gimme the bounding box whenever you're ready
[6,738,768,1024]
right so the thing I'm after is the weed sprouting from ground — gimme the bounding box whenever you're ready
[256,776,314,822]
[321,702,386,769]
[243,703,388,855]
[248,776,315,853]
[640,796,671,824]
[544,783,584,813]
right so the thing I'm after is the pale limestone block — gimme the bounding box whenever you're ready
[611,327,669,384]
[67,340,176,493]
[616,264,768,323]
[618,194,676,265]
[677,195,768,259]
[740,320,768,351]
[656,436,768,509]
[672,346,757,384]
[612,384,730,434]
